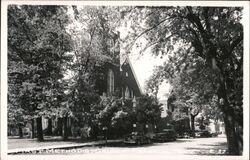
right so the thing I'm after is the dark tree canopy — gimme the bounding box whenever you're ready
[8,5,73,141]
[7,5,244,154]
[125,6,243,155]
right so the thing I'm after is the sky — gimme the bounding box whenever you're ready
[129,49,171,101]
[128,52,171,118]
[118,21,171,101]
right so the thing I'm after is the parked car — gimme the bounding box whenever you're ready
[177,131,194,139]
[196,130,212,138]
[123,132,152,145]
[211,132,219,137]
[183,132,191,138]
[195,131,202,137]
[153,129,176,142]
[153,132,169,142]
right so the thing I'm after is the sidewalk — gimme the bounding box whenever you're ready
[8,137,122,154]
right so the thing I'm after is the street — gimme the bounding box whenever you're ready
[33,135,227,156]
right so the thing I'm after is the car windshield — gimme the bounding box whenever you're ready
[130,132,141,136]
[163,129,174,132]
[156,133,165,135]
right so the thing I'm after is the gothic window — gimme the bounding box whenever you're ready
[108,39,115,54]
[99,73,105,80]
[125,86,130,99]
[122,87,124,99]
[107,69,114,94]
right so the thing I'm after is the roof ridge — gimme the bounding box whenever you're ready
[123,56,143,95]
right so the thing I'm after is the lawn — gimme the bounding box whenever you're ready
[8,136,85,149]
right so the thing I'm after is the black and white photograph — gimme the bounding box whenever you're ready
[1,1,249,160]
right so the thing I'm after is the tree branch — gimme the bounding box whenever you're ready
[138,34,173,55]
[194,110,200,117]
[229,32,243,53]
[203,7,211,33]
[219,31,243,62]
[185,26,204,58]
[83,27,96,73]
[128,17,170,52]
[185,7,210,45]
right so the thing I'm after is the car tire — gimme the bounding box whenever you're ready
[147,139,151,144]
[137,140,141,145]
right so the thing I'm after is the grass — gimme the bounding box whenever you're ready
[8,136,89,149]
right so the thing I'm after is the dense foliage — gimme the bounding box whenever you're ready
[7,6,244,155]
[8,5,73,140]
[125,6,243,155]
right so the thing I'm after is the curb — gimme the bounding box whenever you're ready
[8,139,123,154]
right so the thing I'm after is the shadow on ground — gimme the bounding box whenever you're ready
[95,139,193,149]
[185,142,229,156]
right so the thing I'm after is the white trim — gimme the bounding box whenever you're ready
[107,69,114,94]
[125,86,130,99]
[122,57,143,95]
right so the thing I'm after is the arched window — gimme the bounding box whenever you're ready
[125,86,130,99]
[108,39,115,54]
[107,69,114,94]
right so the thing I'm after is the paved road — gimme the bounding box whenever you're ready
[37,136,228,156]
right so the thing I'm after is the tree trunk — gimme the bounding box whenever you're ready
[223,112,240,155]
[68,118,72,136]
[36,117,44,141]
[63,116,68,140]
[18,125,23,138]
[199,116,205,130]
[143,123,146,135]
[235,122,243,154]
[57,118,63,136]
[31,119,35,139]
[186,118,191,130]
[47,118,52,136]
[190,114,195,131]
[218,82,240,155]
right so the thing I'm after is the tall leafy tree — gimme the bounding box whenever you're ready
[172,53,219,132]
[125,6,243,155]
[145,66,165,98]
[136,95,163,133]
[88,96,134,138]
[63,6,122,139]
[8,5,73,141]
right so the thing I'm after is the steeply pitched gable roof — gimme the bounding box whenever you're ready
[121,57,143,95]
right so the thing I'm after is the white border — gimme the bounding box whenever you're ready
[1,1,249,160]
[1,0,250,6]
[242,2,249,159]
